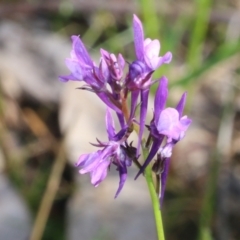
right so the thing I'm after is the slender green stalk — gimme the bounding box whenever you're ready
[198,150,219,240]
[143,148,165,240]
[185,0,212,111]
[170,41,240,88]
[139,0,159,38]
[30,142,66,240]
[187,0,212,70]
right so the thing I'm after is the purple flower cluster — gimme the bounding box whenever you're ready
[60,15,191,203]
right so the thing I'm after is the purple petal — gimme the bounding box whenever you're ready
[71,35,93,67]
[105,108,116,140]
[157,108,191,140]
[59,73,78,82]
[160,143,174,159]
[180,117,192,127]
[90,160,110,187]
[160,157,170,207]
[162,52,172,64]
[151,52,172,70]
[112,126,128,142]
[118,53,125,69]
[179,117,192,139]
[176,92,187,118]
[129,90,140,121]
[115,164,127,198]
[154,52,172,69]
[100,142,119,160]
[97,92,122,114]
[117,112,125,129]
[99,58,110,83]
[154,76,168,125]
[100,48,109,59]
[65,58,83,80]
[135,137,163,179]
[154,54,170,68]
[146,57,160,70]
[127,61,147,90]
[144,40,161,69]
[144,39,160,58]
[137,88,149,155]
[157,108,179,132]
[133,14,145,61]
[77,152,100,173]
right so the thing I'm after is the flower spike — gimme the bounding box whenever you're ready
[60,14,191,202]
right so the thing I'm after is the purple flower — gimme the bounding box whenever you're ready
[59,35,124,114]
[135,77,191,205]
[132,14,172,71]
[127,15,169,91]
[59,14,191,203]
[76,108,136,198]
[126,15,173,156]
[76,151,110,187]
[59,35,94,83]
[100,49,125,86]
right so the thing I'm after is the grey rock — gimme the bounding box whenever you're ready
[0,21,68,103]
[67,172,156,240]
[0,173,32,240]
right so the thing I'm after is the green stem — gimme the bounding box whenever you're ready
[143,149,165,240]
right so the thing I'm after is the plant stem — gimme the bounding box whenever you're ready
[144,155,165,240]
[30,142,66,240]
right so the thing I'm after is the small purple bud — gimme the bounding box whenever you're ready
[129,60,146,80]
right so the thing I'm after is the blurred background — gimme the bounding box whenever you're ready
[0,0,240,239]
